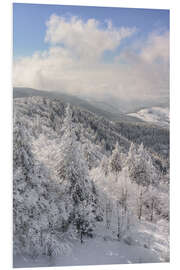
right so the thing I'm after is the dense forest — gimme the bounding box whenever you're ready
[13,96,169,267]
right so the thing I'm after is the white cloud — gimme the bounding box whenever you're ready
[13,15,169,106]
[45,14,136,60]
[140,31,169,64]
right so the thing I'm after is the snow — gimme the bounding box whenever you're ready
[13,240,158,267]
[13,97,169,268]
[13,217,169,268]
[128,107,169,128]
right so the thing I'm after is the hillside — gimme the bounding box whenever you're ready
[128,107,169,128]
[13,87,145,123]
[13,95,169,267]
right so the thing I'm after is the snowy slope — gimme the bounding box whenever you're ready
[14,218,169,268]
[128,107,169,128]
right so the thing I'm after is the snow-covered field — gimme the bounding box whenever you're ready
[128,107,169,128]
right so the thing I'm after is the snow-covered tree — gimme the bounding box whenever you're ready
[13,120,34,172]
[100,155,109,176]
[125,142,136,166]
[13,162,72,258]
[82,137,103,169]
[143,185,160,222]
[126,143,159,220]
[91,160,137,240]
[56,104,99,242]
[13,119,72,258]
[127,143,157,187]
[109,142,122,177]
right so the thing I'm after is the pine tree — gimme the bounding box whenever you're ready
[56,104,97,242]
[13,118,71,258]
[125,142,138,170]
[109,141,122,178]
[13,120,34,173]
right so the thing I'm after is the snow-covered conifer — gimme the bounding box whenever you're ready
[13,119,72,258]
[13,120,34,172]
[56,104,98,242]
[109,141,122,177]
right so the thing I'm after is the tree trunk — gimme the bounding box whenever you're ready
[150,199,154,222]
[138,188,143,221]
[80,231,83,244]
[117,215,121,240]
[117,200,121,240]
[138,204,142,221]
[106,199,112,230]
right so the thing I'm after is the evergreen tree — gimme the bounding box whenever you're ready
[13,119,71,258]
[109,141,122,177]
[13,120,34,172]
[56,104,97,242]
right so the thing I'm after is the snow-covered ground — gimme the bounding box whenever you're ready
[13,218,169,268]
[128,107,169,128]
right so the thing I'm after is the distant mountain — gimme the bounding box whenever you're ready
[13,87,142,123]
[83,94,169,115]
[128,107,169,128]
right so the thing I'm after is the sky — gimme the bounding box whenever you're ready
[13,3,169,107]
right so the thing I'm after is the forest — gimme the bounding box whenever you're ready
[13,96,169,267]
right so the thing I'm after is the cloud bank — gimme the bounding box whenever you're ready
[13,14,169,105]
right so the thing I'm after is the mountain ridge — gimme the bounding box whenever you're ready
[13,87,146,123]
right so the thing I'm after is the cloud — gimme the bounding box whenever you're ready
[45,14,136,60]
[140,31,169,64]
[13,15,169,106]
